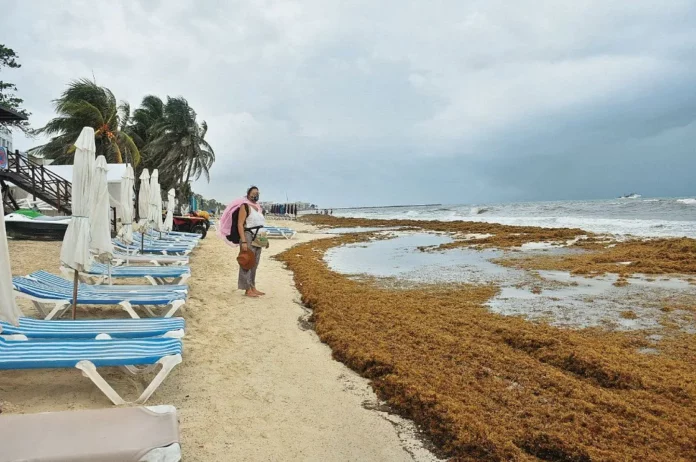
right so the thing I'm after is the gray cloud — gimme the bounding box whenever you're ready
[3,0,696,207]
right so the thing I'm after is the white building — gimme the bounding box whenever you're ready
[0,126,13,152]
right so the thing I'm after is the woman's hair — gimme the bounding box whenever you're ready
[247,185,258,197]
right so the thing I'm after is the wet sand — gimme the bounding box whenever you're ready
[2,220,438,461]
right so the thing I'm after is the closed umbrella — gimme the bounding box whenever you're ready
[90,156,113,261]
[137,169,150,253]
[149,169,163,232]
[60,127,95,319]
[138,169,150,227]
[0,209,22,326]
[118,164,135,244]
[90,156,114,283]
[164,188,175,232]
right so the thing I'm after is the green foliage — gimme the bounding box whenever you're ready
[0,44,31,132]
[30,79,140,165]
[30,78,222,208]
[127,94,215,203]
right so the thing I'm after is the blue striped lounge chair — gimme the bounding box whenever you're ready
[113,239,192,256]
[134,232,197,249]
[0,316,185,340]
[0,336,182,405]
[146,229,200,243]
[62,262,191,286]
[111,248,190,266]
[13,271,188,320]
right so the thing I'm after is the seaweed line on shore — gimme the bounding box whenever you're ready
[277,216,696,461]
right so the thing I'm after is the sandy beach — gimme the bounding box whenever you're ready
[2,220,437,462]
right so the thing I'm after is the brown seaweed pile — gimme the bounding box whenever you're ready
[278,232,696,461]
[499,237,696,276]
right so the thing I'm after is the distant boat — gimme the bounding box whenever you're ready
[619,193,641,199]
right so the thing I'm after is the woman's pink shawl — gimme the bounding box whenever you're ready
[217,197,262,248]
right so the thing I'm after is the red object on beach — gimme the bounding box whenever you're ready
[237,248,256,270]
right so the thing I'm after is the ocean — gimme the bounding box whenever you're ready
[332,197,696,238]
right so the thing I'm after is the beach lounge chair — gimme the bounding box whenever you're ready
[133,232,197,248]
[0,405,181,461]
[0,316,185,340]
[265,226,297,239]
[0,336,182,405]
[62,262,191,286]
[113,239,192,256]
[112,248,190,266]
[147,229,200,243]
[13,271,187,320]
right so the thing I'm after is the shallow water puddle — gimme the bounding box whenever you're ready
[325,232,526,285]
[488,271,696,331]
[326,232,696,333]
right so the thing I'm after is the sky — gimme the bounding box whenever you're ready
[2,0,696,207]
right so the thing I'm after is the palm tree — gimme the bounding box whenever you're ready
[30,79,140,165]
[127,95,164,149]
[144,96,215,200]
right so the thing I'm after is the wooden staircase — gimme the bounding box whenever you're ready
[1,150,72,215]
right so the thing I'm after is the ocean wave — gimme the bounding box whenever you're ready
[677,198,696,205]
[470,207,489,215]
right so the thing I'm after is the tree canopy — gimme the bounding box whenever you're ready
[0,44,31,132]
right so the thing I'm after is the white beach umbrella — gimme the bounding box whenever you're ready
[118,164,135,243]
[0,210,22,326]
[60,127,95,319]
[149,169,163,232]
[90,156,113,262]
[164,188,175,232]
[138,169,150,227]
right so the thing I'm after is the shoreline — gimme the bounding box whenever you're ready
[277,216,696,460]
[3,220,439,461]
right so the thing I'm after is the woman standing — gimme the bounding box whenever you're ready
[237,186,266,297]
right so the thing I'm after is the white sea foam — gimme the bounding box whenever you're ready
[462,216,696,238]
[335,198,696,238]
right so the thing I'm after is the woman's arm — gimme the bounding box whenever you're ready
[238,204,248,250]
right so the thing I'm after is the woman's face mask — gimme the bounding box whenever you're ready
[249,192,260,202]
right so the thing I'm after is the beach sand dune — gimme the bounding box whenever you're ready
[3,221,435,461]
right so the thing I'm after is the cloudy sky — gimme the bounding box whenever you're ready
[3,0,696,207]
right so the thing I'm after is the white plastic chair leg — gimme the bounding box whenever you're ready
[123,364,159,375]
[135,354,182,404]
[142,305,157,317]
[75,360,127,405]
[119,301,140,318]
[45,302,69,320]
[163,300,184,318]
[144,275,157,286]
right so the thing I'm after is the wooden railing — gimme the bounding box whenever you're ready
[0,150,72,214]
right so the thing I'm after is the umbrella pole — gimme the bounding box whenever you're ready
[71,269,78,320]
[141,231,144,254]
